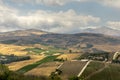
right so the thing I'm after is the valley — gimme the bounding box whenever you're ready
[0,29,120,80]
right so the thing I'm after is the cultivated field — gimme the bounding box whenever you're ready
[80,61,105,79]
[17,55,59,73]
[83,63,120,80]
[6,55,45,71]
[59,61,87,79]
[57,53,80,61]
[25,62,61,76]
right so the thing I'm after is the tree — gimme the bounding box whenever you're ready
[69,50,72,53]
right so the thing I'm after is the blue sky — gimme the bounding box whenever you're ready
[0,0,120,33]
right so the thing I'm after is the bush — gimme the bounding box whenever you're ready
[69,76,79,80]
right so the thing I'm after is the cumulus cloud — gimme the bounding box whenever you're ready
[83,0,120,8]
[107,21,120,30]
[99,0,120,8]
[0,1,101,33]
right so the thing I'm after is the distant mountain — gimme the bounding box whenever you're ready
[82,27,120,36]
[0,29,120,52]
[0,29,47,37]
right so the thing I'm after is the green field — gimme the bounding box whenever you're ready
[24,47,63,55]
[24,48,45,54]
[17,55,58,73]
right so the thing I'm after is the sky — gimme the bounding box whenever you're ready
[0,0,120,33]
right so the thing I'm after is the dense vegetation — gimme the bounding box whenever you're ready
[78,52,109,61]
[0,54,30,64]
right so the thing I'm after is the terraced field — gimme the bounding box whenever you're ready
[58,61,87,79]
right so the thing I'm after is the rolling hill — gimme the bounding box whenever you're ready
[0,29,120,52]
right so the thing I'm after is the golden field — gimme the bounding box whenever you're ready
[0,44,30,56]
[25,62,61,76]
[6,55,45,71]
[57,53,80,60]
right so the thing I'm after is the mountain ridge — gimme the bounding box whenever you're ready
[0,29,120,52]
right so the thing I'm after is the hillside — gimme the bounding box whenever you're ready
[0,29,120,52]
[80,61,120,80]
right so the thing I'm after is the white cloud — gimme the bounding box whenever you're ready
[99,0,120,8]
[0,1,101,33]
[107,21,120,30]
[82,0,120,8]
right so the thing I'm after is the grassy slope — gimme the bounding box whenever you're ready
[80,61,105,79]
[88,64,120,80]
[80,61,120,80]
[17,55,58,73]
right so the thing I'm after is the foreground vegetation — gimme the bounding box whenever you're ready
[0,64,48,80]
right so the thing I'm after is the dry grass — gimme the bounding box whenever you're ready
[57,53,80,60]
[25,62,61,76]
[0,44,31,56]
[6,55,45,71]
[94,44,120,52]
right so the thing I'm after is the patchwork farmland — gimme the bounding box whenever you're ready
[17,55,59,73]
[58,60,88,79]
[6,55,45,71]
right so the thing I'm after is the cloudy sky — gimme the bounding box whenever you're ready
[0,0,120,33]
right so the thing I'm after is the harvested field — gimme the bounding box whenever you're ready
[59,61,87,79]
[25,62,61,76]
[6,55,45,71]
[57,53,80,60]
[0,44,30,56]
